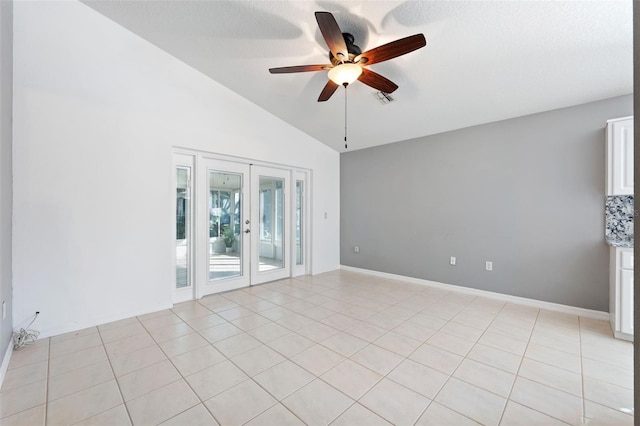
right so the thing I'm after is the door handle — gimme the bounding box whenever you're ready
[244,229,251,234]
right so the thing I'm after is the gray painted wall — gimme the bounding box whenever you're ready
[0,0,13,365]
[341,95,632,312]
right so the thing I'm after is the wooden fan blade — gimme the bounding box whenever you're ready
[358,68,398,93]
[318,80,340,102]
[356,34,426,65]
[269,65,332,74]
[315,12,348,60]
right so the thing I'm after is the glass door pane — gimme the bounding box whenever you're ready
[209,171,242,280]
[258,177,284,272]
[176,167,191,288]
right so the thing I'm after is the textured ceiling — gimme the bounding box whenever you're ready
[83,1,633,152]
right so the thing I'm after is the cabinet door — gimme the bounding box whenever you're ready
[620,269,634,335]
[608,118,634,195]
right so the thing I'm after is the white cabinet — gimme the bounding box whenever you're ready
[610,247,634,341]
[606,117,634,196]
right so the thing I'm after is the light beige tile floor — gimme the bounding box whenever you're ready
[0,270,634,425]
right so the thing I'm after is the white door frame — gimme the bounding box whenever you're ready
[292,170,310,277]
[197,159,251,297]
[250,165,292,285]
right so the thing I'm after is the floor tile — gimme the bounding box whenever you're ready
[53,326,99,342]
[360,378,431,425]
[518,358,582,396]
[267,332,316,357]
[1,360,48,392]
[46,380,122,425]
[116,359,181,401]
[199,322,243,343]
[171,345,226,377]
[0,404,46,426]
[277,312,317,331]
[6,344,49,370]
[582,357,633,389]
[185,360,248,401]
[244,403,304,426]
[583,376,634,414]
[435,377,506,425]
[74,404,132,426]
[48,360,114,401]
[584,400,634,426]
[110,345,167,377]
[387,358,449,399]
[0,379,47,419]
[160,404,219,426]
[158,332,209,358]
[350,344,404,375]
[453,358,515,398]
[291,344,345,376]
[231,313,271,331]
[140,312,183,330]
[171,302,213,321]
[416,402,480,425]
[477,330,528,356]
[524,342,581,374]
[282,379,354,426]
[247,322,291,343]
[185,313,227,331]
[253,360,315,400]
[409,344,463,375]
[212,332,262,358]
[321,359,382,399]
[295,322,340,342]
[509,377,583,424]
[50,333,103,359]
[126,379,199,425]
[147,321,194,343]
[99,322,147,344]
[467,343,522,374]
[374,331,421,356]
[331,403,392,426]
[391,320,436,342]
[104,333,157,359]
[500,401,568,425]
[204,379,277,425]
[439,321,484,341]
[320,332,368,357]
[426,331,476,356]
[231,345,285,376]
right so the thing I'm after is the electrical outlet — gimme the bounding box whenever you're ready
[450,256,456,266]
[485,261,493,271]
[354,246,360,253]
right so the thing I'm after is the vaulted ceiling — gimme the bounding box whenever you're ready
[83,1,633,152]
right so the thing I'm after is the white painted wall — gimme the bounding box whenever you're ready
[13,1,340,337]
[0,0,14,370]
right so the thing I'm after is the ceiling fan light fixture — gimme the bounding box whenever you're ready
[328,63,362,86]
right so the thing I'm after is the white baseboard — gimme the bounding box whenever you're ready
[37,303,174,339]
[340,265,609,321]
[0,341,13,391]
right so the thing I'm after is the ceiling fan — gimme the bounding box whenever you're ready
[269,11,426,102]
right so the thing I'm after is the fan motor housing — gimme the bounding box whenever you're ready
[329,33,362,65]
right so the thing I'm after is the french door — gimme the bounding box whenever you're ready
[174,154,300,301]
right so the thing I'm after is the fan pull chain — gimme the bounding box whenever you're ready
[343,82,348,149]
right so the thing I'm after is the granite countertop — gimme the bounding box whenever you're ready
[606,195,634,248]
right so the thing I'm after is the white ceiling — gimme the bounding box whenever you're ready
[83,1,633,153]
